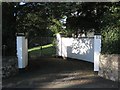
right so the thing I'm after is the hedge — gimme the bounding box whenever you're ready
[101,26,120,54]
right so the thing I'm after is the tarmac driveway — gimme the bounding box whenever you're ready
[2,57,119,89]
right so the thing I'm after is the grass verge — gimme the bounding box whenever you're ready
[28,44,56,58]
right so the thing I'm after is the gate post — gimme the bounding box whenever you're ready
[16,33,28,69]
[56,33,62,56]
[94,35,101,71]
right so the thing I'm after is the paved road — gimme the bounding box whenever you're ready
[2,57,119,89]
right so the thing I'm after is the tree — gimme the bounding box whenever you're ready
[15,2,82,36]
[66,2,116,35]
[2,2,119,55]
[101,2,120,54]
[2,2,17,56]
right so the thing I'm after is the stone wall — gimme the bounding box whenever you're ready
[98,54,120,82]
[2,57,18,79]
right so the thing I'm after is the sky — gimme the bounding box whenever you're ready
[19,2,26,5]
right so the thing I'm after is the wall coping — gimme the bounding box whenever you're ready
[61,37,94,39]
[100,54,120,56]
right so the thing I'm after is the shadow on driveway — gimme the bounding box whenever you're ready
[2,57,119,89]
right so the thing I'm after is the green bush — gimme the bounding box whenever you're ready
[101,26,120,54]
[101,3,120,54]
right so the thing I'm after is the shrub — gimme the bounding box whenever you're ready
[101,26,120,54]
[101,4,120,54]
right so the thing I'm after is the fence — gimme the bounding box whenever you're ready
[56,33,101,71]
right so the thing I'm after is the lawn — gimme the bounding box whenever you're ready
[28,44,56,58]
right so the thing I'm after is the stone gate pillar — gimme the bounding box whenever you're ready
[56,33,62,56]
[16,33,28,69]
[94,35,101,71]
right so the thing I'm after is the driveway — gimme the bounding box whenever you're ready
[2,57,119,89]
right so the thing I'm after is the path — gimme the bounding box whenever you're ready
[2,57,119,89]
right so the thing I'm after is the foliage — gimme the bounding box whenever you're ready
[66,2,105,34]
[48,18,65,35]
[2,2,120,56]
[101,27,120,54]
[16,2,112,36]
[101,3,120,54]
[16,3,51,36]
[16,2,69,36]
[2,2,17,56]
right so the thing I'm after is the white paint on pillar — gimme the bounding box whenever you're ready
[56,33,62,56]
[94,35,101,71]
[17,36,28,68]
